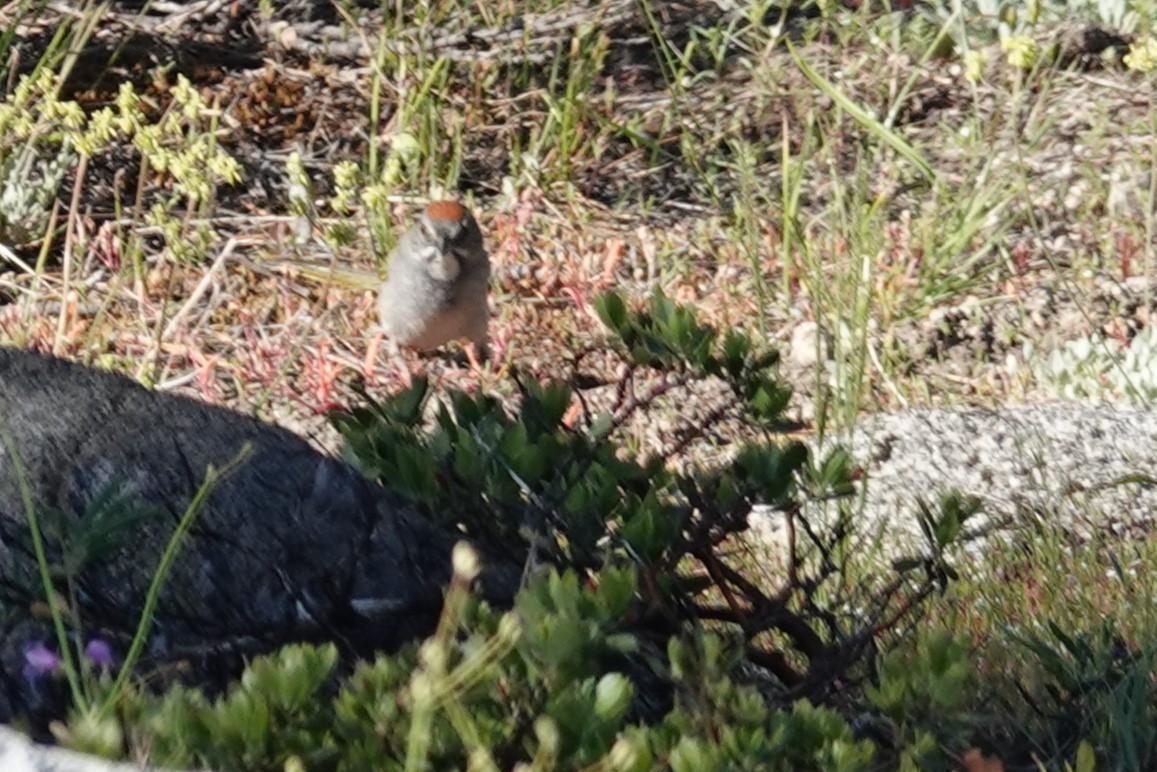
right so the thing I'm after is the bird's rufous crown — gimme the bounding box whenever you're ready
[425,200,468,222]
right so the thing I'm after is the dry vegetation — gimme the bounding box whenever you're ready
[4,0,1157,766]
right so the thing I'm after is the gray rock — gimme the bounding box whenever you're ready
[808,401,1157,544]
[0,347,512,725]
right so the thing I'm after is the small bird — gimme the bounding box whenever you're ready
[256,200,492,377]
[377,200,491,362]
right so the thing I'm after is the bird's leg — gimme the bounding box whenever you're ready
[363,332,384,384]
[381,337,414,388]
[366,331,414,388]
[465,340,489,373]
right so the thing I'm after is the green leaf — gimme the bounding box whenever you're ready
[891,557,925,573]
[590,412,614,437]
[1075,740,1096,772]
[649,289,676,326]
[670,737,719,772]
[526,381,574,432]
[595,568,638,618]
[55,480,165,574]
[511,446,548,487]
[595,291,628,333]
[746,379,792,420]
[593,672,633,721]
[720,329,750,379]
[450,389,487,426]
[388,376,429,424]
[499,423,529,458]
[620,500,680,562]
[934,515,959,549]
[818,447,855,488]
[452,435,485,482]
[603,633,638,655]
[712,474,739,509]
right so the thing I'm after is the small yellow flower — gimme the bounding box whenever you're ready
[115,82,144,133]
[333,160,359,190]
[360,183,389,211]
[284,152,310,214]
[81,108,116,153]
[10,112,34,140]
[73,135,96,157]
[963,49,990,82]
[171,75,206,120]
[0,104,14,135]
[1001,36,1037,70]
[285,151,303,175]
[134,124,163,160]
[329,160,360,214]
[13,70,54,107]
[52,100,85,130]
[381,132,421,188]
[210,154,242,185]
[389,132,420,160]
[1124,37,1157,73]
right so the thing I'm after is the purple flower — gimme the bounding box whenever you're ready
[84,639,114,668]
[22,641,60,679]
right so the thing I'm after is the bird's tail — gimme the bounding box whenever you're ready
[258,258,383,290]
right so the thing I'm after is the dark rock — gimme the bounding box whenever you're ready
[0,346,513,726]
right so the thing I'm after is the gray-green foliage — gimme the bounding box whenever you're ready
[1028,327,1157,401]
[939,0,1142,36]
[0,70,240,259]
[0,145,73,245]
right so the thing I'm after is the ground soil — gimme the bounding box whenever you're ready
[0,2,1152,458]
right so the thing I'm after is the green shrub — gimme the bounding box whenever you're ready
[83,289,972,768]
[121,581,879,771]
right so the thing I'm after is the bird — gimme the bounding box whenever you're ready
[256,200,492,378]
[376,200,491,364]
